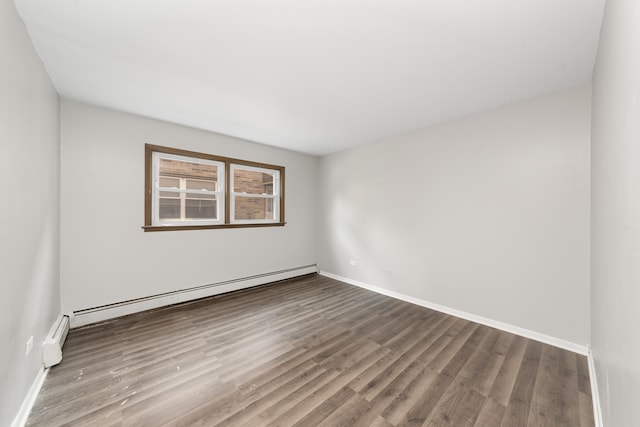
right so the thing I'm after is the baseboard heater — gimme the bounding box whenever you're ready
[70,264,319,328]
[42,314,70,368]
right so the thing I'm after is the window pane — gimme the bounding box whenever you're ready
[266,198,274,217]
[185,199,217,220]
[233,169,275,195]
[159,198,180,220]
[159,176,180,188]
[159,191,180,198]
[159,158,218,183]
[186,192,215,200]
[186,178,217,191]
[234,196,275,220]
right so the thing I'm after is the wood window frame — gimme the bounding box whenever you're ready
[144,144,285,232]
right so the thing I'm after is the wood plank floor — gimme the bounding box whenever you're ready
[27,274,594,426]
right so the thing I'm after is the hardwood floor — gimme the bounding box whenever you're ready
[27,274,594,426]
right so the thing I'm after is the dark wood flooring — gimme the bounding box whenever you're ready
[27,274,594,426]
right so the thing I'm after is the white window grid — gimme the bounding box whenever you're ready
[229,163,280,224]
[152,152,225,226]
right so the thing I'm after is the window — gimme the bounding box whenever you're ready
[145,144,285,231]
[231,164,280,223]
[153,154,224,226]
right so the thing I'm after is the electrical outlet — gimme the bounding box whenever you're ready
[26,336,33,356]
[349,259,357,266]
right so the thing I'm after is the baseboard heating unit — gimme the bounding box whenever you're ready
[42,314,70,368]
[70,264,319,328]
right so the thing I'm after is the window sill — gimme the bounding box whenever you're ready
[142,222,286,232]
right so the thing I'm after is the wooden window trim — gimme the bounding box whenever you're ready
[144,144,285,231]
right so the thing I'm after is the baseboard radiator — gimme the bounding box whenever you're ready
[70,264,319,328]
[42,314,70,368]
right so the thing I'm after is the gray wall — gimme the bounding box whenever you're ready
[0,1,61,425]
[60,100,318,312]
[591,0,640,425]
[318,85,591,346]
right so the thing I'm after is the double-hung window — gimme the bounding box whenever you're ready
[152,152,224,226]
[144,144,285,231]
[231,164,280,224]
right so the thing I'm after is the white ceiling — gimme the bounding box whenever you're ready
[16,0,605,155]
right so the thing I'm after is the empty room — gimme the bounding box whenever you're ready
[2,0,639,426]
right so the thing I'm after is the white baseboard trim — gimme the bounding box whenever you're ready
[320,271,589,356]
[11,366,48,427]
[587,349,604,427]
[71,265,318,328]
